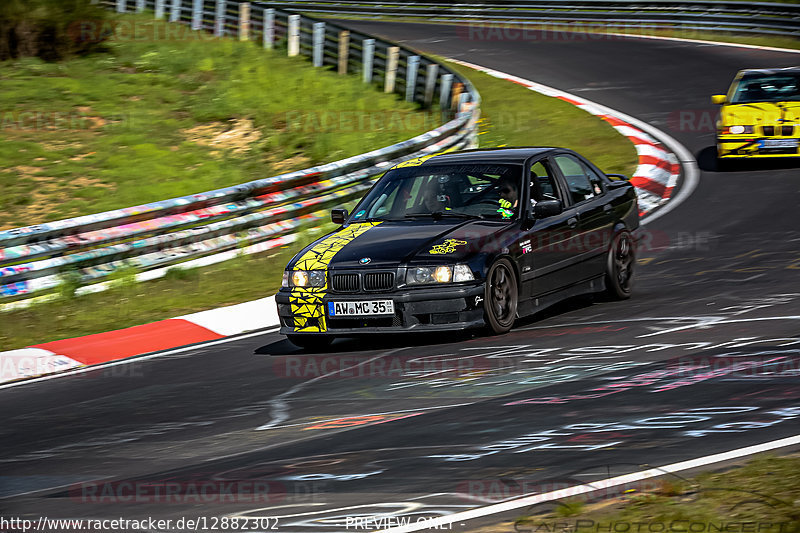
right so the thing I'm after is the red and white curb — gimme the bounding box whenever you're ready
[0,296,280,385]
[448,59,683,217]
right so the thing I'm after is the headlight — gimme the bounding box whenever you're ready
[722,125,754,134]
[284,270,326,288]
[407,264,474,285]
[453,264,474,282]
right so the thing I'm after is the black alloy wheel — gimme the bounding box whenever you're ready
[484,258,518,334]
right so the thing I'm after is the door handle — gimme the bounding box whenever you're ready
[603,204,612,212]
[567,217,578,228]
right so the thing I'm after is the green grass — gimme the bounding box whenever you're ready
[511,453,800,532]
[0,26,638,350]
[0,13,433,229]
[445,59,638,176]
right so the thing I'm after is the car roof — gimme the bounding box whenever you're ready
[417,147,561,166]
[738,66,800,77]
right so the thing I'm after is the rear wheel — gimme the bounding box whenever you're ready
[286,334,334,351]
[605,230,635,299]
[484,258,518,334]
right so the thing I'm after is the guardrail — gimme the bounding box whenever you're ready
[257,0,800,37]
[0,0,480,307]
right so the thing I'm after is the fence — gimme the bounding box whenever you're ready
[257,0,800,37]
[0,0,480,308]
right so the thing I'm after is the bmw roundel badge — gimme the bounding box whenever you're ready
[359,257,371,265]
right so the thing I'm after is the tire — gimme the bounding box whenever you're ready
[604,230,635,300]
[286,334,334,351]
[484,258,518,334]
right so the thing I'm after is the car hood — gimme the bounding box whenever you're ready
[290,219,509,270]
[722,101,800,125]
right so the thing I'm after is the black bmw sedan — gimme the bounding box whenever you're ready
[276,147,639,349]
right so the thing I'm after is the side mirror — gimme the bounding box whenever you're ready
[331,208,348,224]
[711,94,727,105]
[534,199,563,218]
[606,173,629,181]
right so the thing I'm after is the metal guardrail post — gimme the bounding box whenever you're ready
[136,0,145,12]
[338,31,350,75]
[215,0,226,37]
[264,8,275,49]
[288,15,300,56]
[405,55,420,102]
[385,46,399,93]
[313,22,325,67]
[191,0,202,30]
[239,2,251,41]
[451,82,463,112]
[458,92,469,118]
[155,0,165,19]
[117,0,126,13]
[170,0,181,22]
[423,63,439,108]
[362,39,375,84]
[439,73,453,112]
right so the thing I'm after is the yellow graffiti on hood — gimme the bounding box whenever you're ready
[429,239,467,255]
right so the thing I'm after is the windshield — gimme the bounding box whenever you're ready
[350,163,523,222]
[730,74,800,104]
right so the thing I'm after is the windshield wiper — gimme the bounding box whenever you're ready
[404,212,485,220]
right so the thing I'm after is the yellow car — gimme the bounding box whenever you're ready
[712,67,800,160]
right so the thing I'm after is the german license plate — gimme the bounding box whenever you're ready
[328,300,394,317]
[760,138,798,149]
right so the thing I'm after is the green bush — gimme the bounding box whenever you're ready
[0,0,109,61]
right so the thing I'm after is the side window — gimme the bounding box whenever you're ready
[530,160,561,203]
[583,163,606,196]
[554,155,596,204]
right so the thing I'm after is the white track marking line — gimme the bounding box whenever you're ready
[255,347,409,431]
[518,314,800,332]
[378,434,800,533]
[261,403,474,431]
[636,315,800,338]
[0,327,279,391]
[595,32,800,55]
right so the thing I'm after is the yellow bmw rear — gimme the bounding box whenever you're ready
[713,68,800,161]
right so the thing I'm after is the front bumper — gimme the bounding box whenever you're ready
[717,135,800,158]
[276,283,486,335]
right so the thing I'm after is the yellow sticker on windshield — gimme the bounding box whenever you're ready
[391,153,440,169]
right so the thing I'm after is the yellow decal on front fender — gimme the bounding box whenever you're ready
[289,222,381,333]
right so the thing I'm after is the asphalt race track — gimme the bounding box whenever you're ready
[2,23,800,531]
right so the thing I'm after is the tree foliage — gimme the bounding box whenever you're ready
[0,0,109,61]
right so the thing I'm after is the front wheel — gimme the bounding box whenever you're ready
[286,334,334,351]
[604,230,635,299]
[484,258,518,334]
